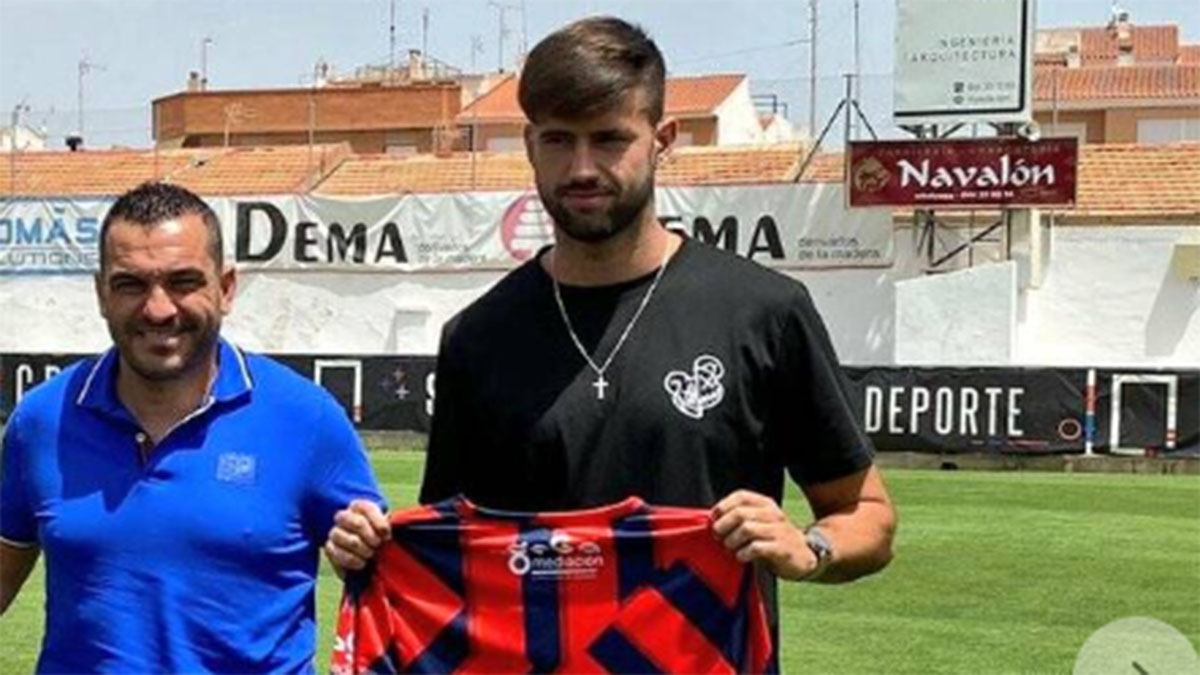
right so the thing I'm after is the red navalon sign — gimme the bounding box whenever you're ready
[847,137,1078,208]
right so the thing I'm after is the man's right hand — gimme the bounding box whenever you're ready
[324,499,390,573]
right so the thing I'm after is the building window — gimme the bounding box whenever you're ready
[1137,118,1200,144]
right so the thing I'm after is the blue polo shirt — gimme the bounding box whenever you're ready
[0,339,383,673]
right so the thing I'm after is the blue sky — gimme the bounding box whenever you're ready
[1,0,1197,148]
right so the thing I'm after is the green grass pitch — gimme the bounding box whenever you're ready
[2,453,1197,673]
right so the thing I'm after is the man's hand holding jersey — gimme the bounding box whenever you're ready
[712,467,896,583]
[325,500,390,573]
[712,491,820,581]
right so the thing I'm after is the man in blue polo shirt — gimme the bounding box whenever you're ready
[0,182,382,672]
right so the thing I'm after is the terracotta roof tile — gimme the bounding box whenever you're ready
[1034,64,1200,102]
[1071,142,1200,217]
[1078,25,1178,65]
[315,151,534,195]
[314,143,805,195]
[0,144,352,197]
[1035,52,1068,66]
[6,142,1197,221]
[0,150,193,196]
[797,152,844,183]
[664,74,745,115]
[457,74,523,124]
[168,144,354,194]
[657,142,800,185]
[457,73,745,124]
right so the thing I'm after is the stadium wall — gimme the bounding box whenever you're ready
[1,222,1196,368]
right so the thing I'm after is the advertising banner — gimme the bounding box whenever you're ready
[0,184,894,275]
[894,0,1035,125]
[5,356,1196,457]
[844,366,1199,457]
[657,184,893,268]
[847,138,1078,208]
[0,197,109,275]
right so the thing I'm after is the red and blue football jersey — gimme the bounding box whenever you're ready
[332,496,776,674]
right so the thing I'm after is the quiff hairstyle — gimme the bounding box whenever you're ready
[99,181,223,271]
[518,16,666,124]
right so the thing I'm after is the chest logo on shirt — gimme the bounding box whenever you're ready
[663,354,726,420]
[216,452,257,485]
[506,531,605,579]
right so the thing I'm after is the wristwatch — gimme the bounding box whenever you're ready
[801,526,834,581]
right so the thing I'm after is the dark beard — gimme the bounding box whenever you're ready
[116,318,220,382]
[541,173,655,244]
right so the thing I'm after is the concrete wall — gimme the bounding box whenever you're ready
[2,222,1197,370]
[1034,106,1200,144]
[794,223,1200,368]
[1033,109,1107,143]
[0,126,47,152]
[1103,106,1200,143]
[1018,225,1200,367]
[154,84,460,146]
[714,79,767,146]
[893,263,1018,365]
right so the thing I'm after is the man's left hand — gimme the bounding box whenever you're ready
[711,490,817,581]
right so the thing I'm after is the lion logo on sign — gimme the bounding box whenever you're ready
[853,157,890,193]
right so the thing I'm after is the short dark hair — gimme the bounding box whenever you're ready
[518,16,666,124]
[99,182,223,271]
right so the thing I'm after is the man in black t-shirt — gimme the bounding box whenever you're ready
[327,13,896,630]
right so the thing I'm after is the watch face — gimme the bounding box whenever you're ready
[1073,617,1199,675]
[806,527,833,560]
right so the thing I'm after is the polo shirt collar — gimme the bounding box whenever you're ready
[76,337,254,416]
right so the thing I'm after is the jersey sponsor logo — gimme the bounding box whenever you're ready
[664,354,726,420]
[215,452,256,485]
[506,530,605,579]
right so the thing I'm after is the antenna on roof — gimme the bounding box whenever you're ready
[519,0,528,63]
[470,34,484,72]
[1107,1,1129,30]
[73,57,104,151]
[389,0,398,81]
[10,99,32,191]
[422,7,430,67]
[489,2,519,72]
[201,36,214,90]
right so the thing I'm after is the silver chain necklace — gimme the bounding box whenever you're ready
[550,242,672,400]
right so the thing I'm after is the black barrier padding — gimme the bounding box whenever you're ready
[3,355,1197,457]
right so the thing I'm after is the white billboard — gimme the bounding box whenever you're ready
[0,184,894,275]
[893,0,1036,126]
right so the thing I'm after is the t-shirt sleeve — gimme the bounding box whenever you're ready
[419,320,470,505]
[0,409,38,546]
[770,284,874,486]
[304,395,385,545]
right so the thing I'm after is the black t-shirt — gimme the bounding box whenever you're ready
[421,236,874,511]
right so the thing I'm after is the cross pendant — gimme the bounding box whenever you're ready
[592,375,609,400]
